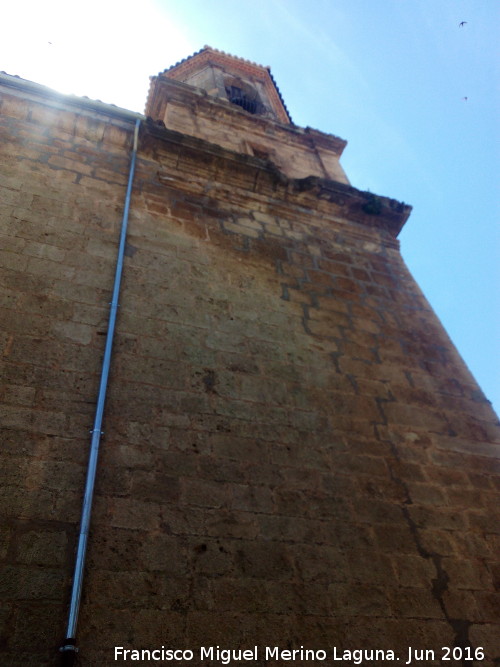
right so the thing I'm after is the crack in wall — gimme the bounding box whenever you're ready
[376,406,476,664]
[269,218,484,664]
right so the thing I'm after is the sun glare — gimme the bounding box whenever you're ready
[2,0,194,112]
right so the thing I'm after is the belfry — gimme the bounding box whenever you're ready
[0,47,498,666]
[146,46,349,184]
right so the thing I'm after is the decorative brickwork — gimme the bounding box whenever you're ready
[0,59,499,667]
[148,46,292,124]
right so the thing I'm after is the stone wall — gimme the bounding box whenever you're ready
[0,80,499,666]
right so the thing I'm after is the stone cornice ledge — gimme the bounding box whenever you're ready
[143,121,411,239]
[292,176,412,238]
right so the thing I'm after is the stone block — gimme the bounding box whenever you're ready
[180,478,228,508]
[329,583,391,617]
[0,565,66,600]
[15,530,69,567]
[229,483,274,513]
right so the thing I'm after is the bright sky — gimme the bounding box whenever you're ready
[2,0,499,416]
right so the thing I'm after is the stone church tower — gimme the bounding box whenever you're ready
[0,47,498,666]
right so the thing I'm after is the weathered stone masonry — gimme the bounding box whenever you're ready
[0,49,499,667]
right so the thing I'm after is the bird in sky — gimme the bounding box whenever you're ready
[462,97,468,102]
[459,21,467,27]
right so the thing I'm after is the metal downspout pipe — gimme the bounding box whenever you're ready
[60,117,141,664]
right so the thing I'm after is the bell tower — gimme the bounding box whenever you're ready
[148,45,291,122]
[146,46,350,183]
